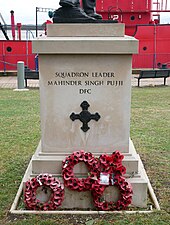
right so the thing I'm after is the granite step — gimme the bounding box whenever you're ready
[31,154,139,175]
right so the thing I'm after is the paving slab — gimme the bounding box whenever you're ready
[0,76,39,89]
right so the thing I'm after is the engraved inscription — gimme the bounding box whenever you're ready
[47,71,124,94]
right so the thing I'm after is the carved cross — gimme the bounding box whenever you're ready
[70,101,101,132]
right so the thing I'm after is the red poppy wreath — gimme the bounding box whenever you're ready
[24,173,64,210]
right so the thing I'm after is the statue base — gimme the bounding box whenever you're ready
[53,18,118,23]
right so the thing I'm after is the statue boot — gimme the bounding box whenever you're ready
[82,0,102,20]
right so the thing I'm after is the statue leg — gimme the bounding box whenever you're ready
[82,0,102,19]
[59,0,80,7]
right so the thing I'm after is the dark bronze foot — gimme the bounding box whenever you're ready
[87,12,102,20]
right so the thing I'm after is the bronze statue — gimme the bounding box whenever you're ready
[53,0,102,22]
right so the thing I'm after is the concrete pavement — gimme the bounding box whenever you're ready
[0,75,170,89]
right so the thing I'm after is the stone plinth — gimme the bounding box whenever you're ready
[47,23,125,37]
[33,24,138,154]
[21,23,148,209]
